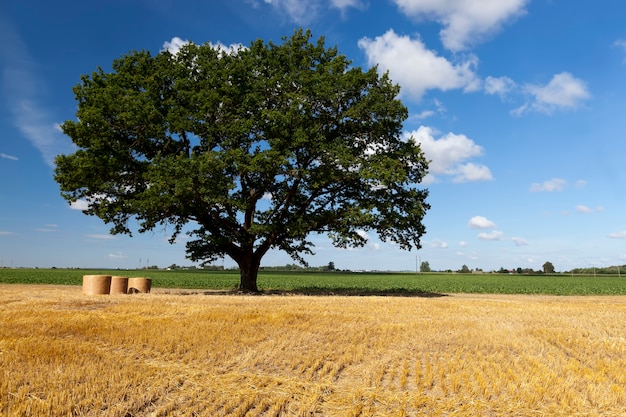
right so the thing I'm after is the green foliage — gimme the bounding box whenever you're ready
[543,261,555,273]
[54,29,429,291]
[3,269,626,296]
[570,265,626,275]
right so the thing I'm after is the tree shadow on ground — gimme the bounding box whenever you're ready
[168,288,448,298]
[254,287,447,297]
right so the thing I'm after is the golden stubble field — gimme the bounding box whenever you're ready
[1,285,626,416]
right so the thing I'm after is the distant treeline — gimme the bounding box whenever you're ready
[165,263,338,272]
[569,265,626,275]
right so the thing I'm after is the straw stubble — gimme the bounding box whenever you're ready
[1,285,625,416]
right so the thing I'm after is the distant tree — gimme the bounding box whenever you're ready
[54,29,430,292]
[543,261,555,274]
[516,267,523,274]
[459,264,471,273]
[420,261,431,273]
[327,261,336,271]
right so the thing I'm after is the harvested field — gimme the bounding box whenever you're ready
[1,284,626,416]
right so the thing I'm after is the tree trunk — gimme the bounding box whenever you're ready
[238,253,260,292]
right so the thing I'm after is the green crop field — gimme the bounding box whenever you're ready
[1,268,626,295]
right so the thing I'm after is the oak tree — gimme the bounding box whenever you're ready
[54,29,430,291]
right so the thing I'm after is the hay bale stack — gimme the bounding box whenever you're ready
[82,275,112,295]
[128,277,152,294]
[110,276,129,294]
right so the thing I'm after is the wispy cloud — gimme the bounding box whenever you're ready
[0,231,16,236]
[249,0,365,24]
[529,178,567,192]
[608,231,626,239]
[431,240,449,249]
[0,153,18,161]
[478,230,505,241]
[0,17,74,167]
[513,72,590,115]
[85,234,118,240]
[251,0,320,24]
[614,39,626,62]
[484,76,516,98]
[34,224,58,232]
[34,227,58,233]
[576,205,604,214]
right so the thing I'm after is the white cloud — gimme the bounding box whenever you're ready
[408,126,492,183]
[85,234,117,240]
[515,72,590,115]
[511,237,528,246]
[609,231,626,239]
[478,230,504,241]
[431,240,449,248]
[358,30,480,101]
[162,37,244,56]
[392,0,529,51]
[356,229,369,240]
[0,231,16,236]
[0,153,18,161]
[70,200,90,211]
[529,178,566,192]
[576,205,604,214]
[468,216,496,229]
[162,36,189,54]
[484,76,516,98]
[108,252,127,259]
[451,162,493,183]
[412,110,436,120]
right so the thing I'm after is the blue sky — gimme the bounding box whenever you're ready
[1,0,626,272]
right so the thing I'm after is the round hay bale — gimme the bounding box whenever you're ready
[110,276,129,294]
[82,275,112,295]
[127,277,152,294]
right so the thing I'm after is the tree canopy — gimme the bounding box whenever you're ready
[543,261,556,274]
[54,29,430,291]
